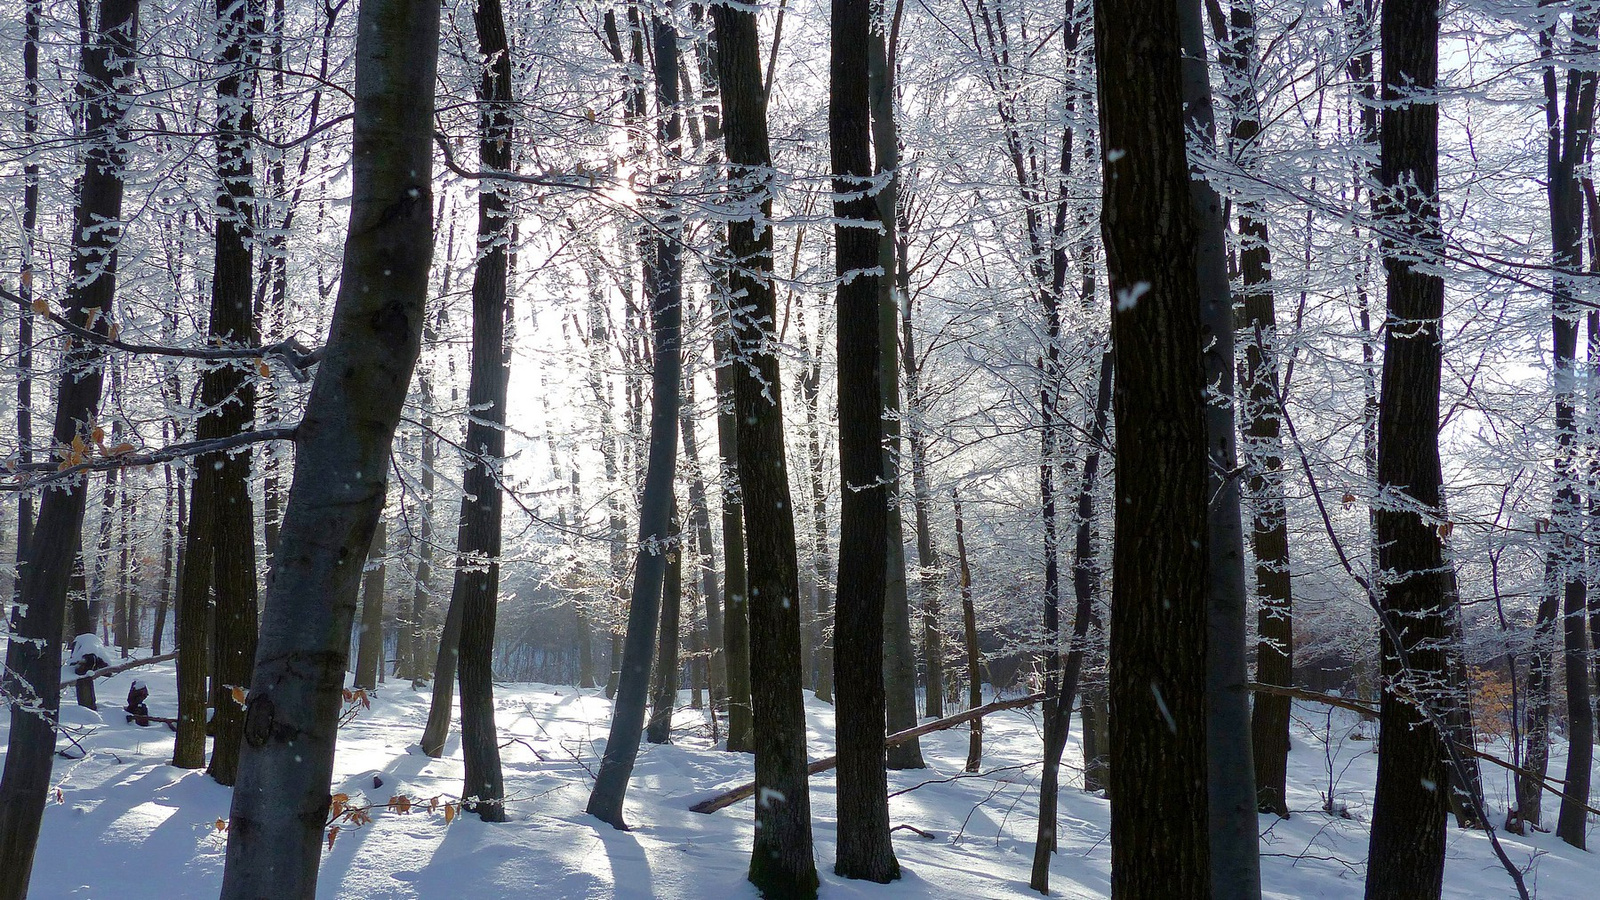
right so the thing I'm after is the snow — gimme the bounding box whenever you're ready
[6,660,1598,898]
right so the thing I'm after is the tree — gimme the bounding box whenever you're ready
[0,0,142,892]
[1363,0,1451,893]
[1094,0,1214,895]
[218,0,440,889]
[710,1,819,893]
[831,0,899,882]
[586,2,685,830]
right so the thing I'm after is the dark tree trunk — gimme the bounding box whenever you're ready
[217,0,439,890]
[406,364,435,685]
[420,591,463,757]
[831,0,900,882]
[151,460,178,654]
[586,7,684,829]
[453,0,517,825]
[867,13,924,771]
[648,504,683,744]
[1224,0,1294,821]
[1177,2,1259,894]
[681,376,726,709]
[953,491,983,772]
[0,0,140,891]
[1543,7,1598,850]
[716,332,754,752]
[1364,0,1451,893]
[903,296,943,720]
[15,0,39,575]
[1094,0,1214,894]
[711,4,819,893]
[354,519,387,691]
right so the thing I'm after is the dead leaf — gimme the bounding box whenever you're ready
[326,826,339,850]
[256,358,270,378]
[30,297,47,315]
[108,442,136,456]
[214,818,228,832]
[443,804,456,825]
[230,686,247,708]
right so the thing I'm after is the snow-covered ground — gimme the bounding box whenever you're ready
[7,660,1597,898]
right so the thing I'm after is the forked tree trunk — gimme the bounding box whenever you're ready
[1095,0,1214,894]
[217,0,439,891]
[0,0,141,892]
[712,3,819,893]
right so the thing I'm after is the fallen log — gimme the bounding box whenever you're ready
[689,691,1045,814]
[59,650,178,691]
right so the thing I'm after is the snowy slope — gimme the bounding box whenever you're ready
[6,660,1596,898]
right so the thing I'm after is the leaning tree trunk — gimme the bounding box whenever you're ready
[586,6,684,830]
[0,0,140,893]
[831,0,900,882]
[1177,2,1259,895]
[1364,0,1451,893]
[217,0,439,892]
[953,491,984,772]
[1094,0,1214,895]
[711,3,819,894]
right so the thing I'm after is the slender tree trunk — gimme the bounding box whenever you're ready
[0,0,140,890]
[797,306,835,705]
[409,350,436,685]
[1543,7,1598,850]
[716,333,754,751]
[1178,3,1259,894]
[1518,563,1559,830]
[712,4,819,892]
[867,10,924,768]
[1095,0,1214,893]
[681,375,726,708]
[421,593,463,757]
[1224,0,1294,821]
[832,0,900,880]
[354,519,388,690]
[953,491,983,772]
[903,297,943,720]
[586,6,684,829]
[648,504,683,744]
[1364,0,1451,892]
[152,460,178,654]
[218,0,438,889]
[14,0,39,576]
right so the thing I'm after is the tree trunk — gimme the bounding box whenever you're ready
[1095,0,1214,894]
[420,591,463,757]
[217,0,439,890]
[1224,0,1294,822]
[14,0,39,581]
[1364,0,1451,892]
[716,333,754,751]
[648,504,683,744]
[797,304,835,705]
[586,7,684,830]
[712,4,819,893]
[1543,7,1598,850]
[831,0,901,881]
[868,16,924,770]
[1178,2,1260,894]
[354,519,388,691]
[681,371,726,709]
[903,296,943,720]
[953,491,983,772]
[0,0,140,891]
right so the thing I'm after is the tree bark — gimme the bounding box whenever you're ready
[1223,0,1295,822]
[681,371,726,709]
[0,0,141,891]
[1364,0,1451,892]
[953,491,983,772]
[832,0,901,881]
[354,519,387,690]
[1094,0,1214,894]
[586,6,685,830]
[217,0,439,890]
[711,4,819,893]
[648,504,683,744]
[1177,2,1259,894]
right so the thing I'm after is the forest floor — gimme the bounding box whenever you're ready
[7,660,1598,898]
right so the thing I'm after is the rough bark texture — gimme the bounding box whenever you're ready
[1364,0,1451,893]
[712,3,819,893]
[831,0,900,881]
[715,334,754,752]
[1094,0,1214,894]
[217,0,439,891]
[0,0,139,893]
[586,7,684,830]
